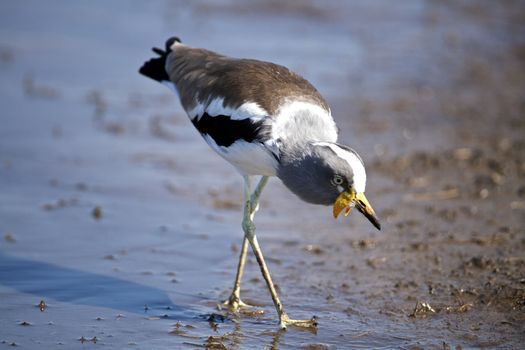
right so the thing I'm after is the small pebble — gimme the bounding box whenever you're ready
[92,206,103,220]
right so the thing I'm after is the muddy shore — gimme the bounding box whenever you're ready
[1,1,524,349]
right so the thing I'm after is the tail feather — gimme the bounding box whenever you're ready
[139,36,181,83]
[139,52,169,82]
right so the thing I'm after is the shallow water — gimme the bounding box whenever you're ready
[1,1,524,349]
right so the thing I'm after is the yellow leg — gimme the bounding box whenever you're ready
[240,176,317,330]
[224,236,250,309]
[224,176,269,310]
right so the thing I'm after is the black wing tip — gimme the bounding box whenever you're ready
[139,36,181,82]
[139,56,169,82]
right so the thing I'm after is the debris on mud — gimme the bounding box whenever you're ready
[37,300,46,312]
[92,206,103,220]
[409,301,436,318]
[3,231,15,243]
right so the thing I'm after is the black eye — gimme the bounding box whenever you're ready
[331,175,344,186]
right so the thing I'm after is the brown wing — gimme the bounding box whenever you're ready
[165,44,329,116]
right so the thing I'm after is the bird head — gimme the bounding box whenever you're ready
[278,142,381,230]
[320,142,381,230]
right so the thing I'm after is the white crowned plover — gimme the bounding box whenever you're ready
[139,37,381,329]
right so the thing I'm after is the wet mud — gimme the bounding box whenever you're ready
[1,1,524,349]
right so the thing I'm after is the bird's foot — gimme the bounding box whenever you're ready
[222,293,253,312]
[279,313,318,330]
[221,294,266,317]
[222,294,251,311]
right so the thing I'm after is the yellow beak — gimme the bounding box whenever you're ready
[333,191,381,230]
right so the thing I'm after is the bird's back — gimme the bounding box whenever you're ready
[166,44,330,117]
[140,39,339,175]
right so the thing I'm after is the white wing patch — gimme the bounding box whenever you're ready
[314,142,367,193]
[188,97,268,121]
[271,101,338,144]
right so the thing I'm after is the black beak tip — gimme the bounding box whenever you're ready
[365,214,381,231]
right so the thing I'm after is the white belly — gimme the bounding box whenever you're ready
[202,134,278,176]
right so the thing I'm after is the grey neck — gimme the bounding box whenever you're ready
[276,142,340,206]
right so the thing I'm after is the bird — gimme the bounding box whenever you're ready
[139,37,381,329]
